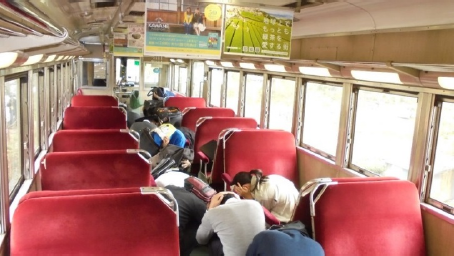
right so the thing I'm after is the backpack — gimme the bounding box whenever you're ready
[178,127,196,149]
[156,107,182,127]
[184,176,216,203]
[140,127,161,156]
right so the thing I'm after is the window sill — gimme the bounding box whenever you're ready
[421,203,454,225]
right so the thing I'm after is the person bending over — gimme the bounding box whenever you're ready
[149,115,186,148]
[231,169,299,223]
[166,185,206,256]
[196,192,265,256]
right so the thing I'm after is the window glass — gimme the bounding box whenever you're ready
[174,65,180,91]
[179,67,188,95]
[82,61,107,87]
[126,59,140,85]
[192,62,205,97]
[226,71,240,114]
[303,82,342,157]
[5,79,22,194]
[38,73,46,149]
[430,102,454,207]
[210,69,223,107]
[244,74,263,124]
[351,90,417,178]
[49,69,55,134]
[57,67,62,121]
[144,63,160,88]
[32,73,40,154]
[269,78,295,132]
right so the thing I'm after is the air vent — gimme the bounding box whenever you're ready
[95,2,116,8]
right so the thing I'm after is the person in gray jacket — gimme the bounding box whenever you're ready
[196,192,266,256]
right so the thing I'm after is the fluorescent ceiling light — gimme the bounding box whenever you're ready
[44,55,56,63]
[220,61,233,68]
[205,60,216,66]
[170,58,176,63]
[240,63,256,69]
[351,70,402,84]
[22,54,44,66]
[56,56,64,61]
[299,67,331,77]
[264,64,286,72]
[176,59,184,63]
[438,77,454,90]
[0,52,19,69]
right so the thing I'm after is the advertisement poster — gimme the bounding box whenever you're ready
[113,24,144,57]
[144,0,223,59]
[223,6,293,59]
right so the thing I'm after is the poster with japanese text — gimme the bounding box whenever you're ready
[113,24,144,57]
[145,0,223,59]
[223,6,293,59]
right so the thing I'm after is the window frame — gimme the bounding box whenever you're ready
[347,85,419,177]
[300,80,344,161]
[424,96,454,214]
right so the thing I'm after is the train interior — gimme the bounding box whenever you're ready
[1,0,454,255]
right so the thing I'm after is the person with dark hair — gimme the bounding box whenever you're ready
[165,185,207,256]
[196,192,265,256]
[231,169,299,223]
[192,8,203,36]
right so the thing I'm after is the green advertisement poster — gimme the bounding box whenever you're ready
[145,1,223,59]
[223,6,293,59]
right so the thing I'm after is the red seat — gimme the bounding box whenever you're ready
[193,117,257,174]
[292,178,425,255]
[40,150,155,190]
[50,129,139,152]
[71,95,118,107]
[164,97,206,110]
[63,107,127,129]
[182,107,236,132]
[11,187,179,255]
[209,129,298,190]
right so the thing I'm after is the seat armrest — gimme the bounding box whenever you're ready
[221,173,233,187]
[197,151,210,163]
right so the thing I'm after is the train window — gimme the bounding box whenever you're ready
[302,82,342,158]
[4,79,23,194]
[32,72,40,154]
[82,61,107,87]
[268,78,296,132]
[192,62,205,97]
[126,59,140,86]
[144,62,161,88]
[210,69,223,107]
[179,67,188,95]
[174,65,180,91]
[244,74,264,124]
[226,71,240,114]
[57,67,62,121]
[429,101,454,210]
[38,72,45,150]
[350,89,417,178]
[49,68,56,134]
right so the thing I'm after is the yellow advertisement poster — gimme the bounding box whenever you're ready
[223,6,293,59]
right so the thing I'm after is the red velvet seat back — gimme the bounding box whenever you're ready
[40,150,155,190]
[292,177,399,238]
[182,108,236,131]
[63,107,127,129]
[295,179,425,255]
[51,129,139,152]
[212,129,298,189]
[164,97,206,110]
[11,188,179,255]
[71,95,118,107]
[194,117,257,164]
